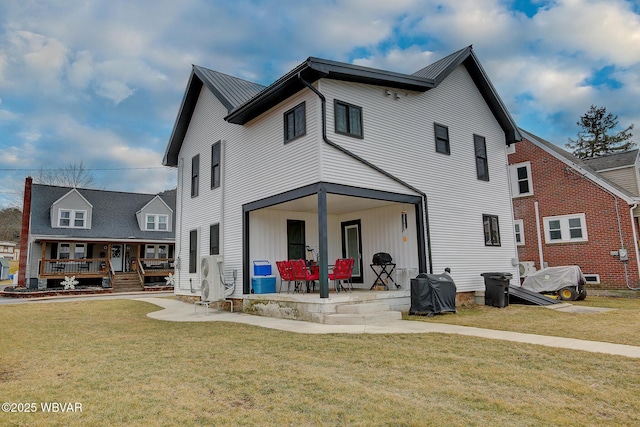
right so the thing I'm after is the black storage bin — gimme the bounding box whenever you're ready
[481,272,512,308]
[410,273,456,316]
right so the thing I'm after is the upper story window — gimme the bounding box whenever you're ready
[483,214,501,246]
[58,209,87,228]
[514,219,525,246]
[335,100,363,138]
[284,102,306,143]
[474,134,489,181]
[210,223,220,255]
[544,213,588,243]
[434,123,450,155]
[510,162,533,197]
[191,154,199,198]
[146,214,168,231]
[211,141,221,189]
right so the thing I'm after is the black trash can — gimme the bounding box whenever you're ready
[481,272,512,308]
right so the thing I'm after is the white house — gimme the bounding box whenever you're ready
[163,46,521,305]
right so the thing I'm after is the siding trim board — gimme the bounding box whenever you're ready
[242,181,428,297]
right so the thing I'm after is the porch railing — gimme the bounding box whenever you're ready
[139,258,174,275]
[41,258,109,276]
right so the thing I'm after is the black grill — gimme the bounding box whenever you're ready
[372,252,392,265]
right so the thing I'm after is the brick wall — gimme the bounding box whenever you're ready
[509,138,639,289]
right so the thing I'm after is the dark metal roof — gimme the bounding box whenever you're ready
[30,184,176,241]
[582,149,639,171]
[519,128,637,201]
[163,47,521,166]
[162,67,265,166]
[413,46,472,83]
[224,57,435,126]
[194,65,266,112]
[413,46,521,145]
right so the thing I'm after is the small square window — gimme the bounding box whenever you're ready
[60,210,70,227]
[284,102,306,142]
[434,123,450,155]
[335,100,363,138]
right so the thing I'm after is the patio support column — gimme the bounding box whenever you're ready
[318,187,329,298]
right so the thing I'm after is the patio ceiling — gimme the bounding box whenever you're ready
[264,194,397,215]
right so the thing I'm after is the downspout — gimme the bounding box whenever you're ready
[534,201,544,269]
[630,203,640,289]
[297,73,433,274]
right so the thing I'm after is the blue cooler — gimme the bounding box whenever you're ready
[252,260,275,293]
[253,260,272,276]
[252,276,276,294]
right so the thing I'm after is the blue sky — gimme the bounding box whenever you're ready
[1,0,639,208]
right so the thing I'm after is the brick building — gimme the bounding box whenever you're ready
[509,130,640,290]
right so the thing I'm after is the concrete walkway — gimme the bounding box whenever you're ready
[139,297,640,359]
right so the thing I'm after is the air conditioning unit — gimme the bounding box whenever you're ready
[518,261,537,277]
[200,255,225,302]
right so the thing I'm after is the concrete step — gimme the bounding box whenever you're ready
[322,311,401,325]
[336,302,390,315]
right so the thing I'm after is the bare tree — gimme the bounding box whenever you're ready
[34,160,96,188]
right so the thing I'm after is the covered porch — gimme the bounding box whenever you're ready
[36,239,175,289]
[242,182,429,300]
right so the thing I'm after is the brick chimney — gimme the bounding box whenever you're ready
[17,177,32,288]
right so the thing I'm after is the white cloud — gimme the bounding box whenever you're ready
[353,47,436,74]
[17,130,41,142]
[67,50,94,89]
[95,80,136,105]
[534,0,640,66]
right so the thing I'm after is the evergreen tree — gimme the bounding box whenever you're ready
[566,105,635,158]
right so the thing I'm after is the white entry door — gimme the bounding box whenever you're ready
[111,244,123,272]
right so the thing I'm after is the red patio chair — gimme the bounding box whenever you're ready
[276,260,294,293]
[329,258,355,293]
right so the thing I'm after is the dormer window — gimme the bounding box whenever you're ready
[58,209,86,228]
[146,214,168,231]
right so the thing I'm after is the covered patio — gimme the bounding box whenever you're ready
[242,182,429,300]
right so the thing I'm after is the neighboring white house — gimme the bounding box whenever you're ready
[0,241,18,261]
[163,46,521,300]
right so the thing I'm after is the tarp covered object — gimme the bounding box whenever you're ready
[410,273,457,315]
[522,265,586,293]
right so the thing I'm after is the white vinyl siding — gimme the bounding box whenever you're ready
[319,67,517,291]
[174,64,517,294]
[599,167,640,196]
[174,86,321,296]
[544,213,588,243]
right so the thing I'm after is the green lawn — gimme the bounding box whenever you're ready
[407,296,640,346]
[0,298,639,426]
